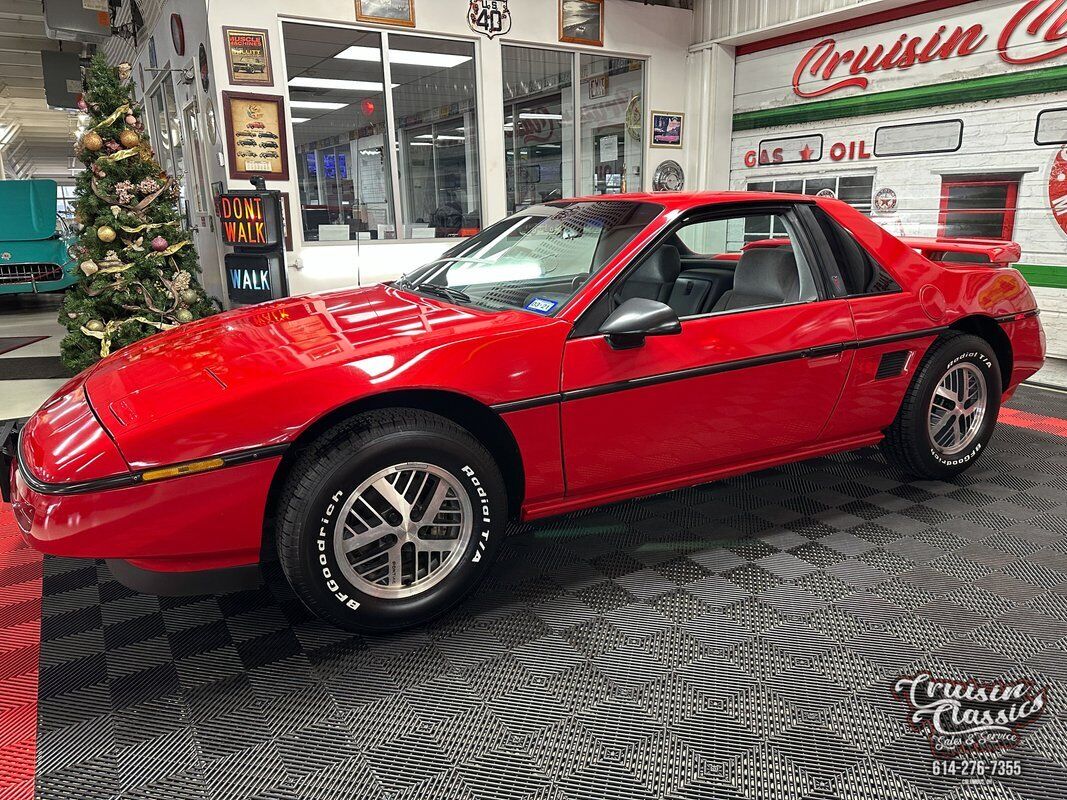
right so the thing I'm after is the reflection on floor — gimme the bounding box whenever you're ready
[0,295,69,419]
[0,386,1063,800]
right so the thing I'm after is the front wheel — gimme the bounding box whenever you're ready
[275,410,508,632]
[881,332,1002,480]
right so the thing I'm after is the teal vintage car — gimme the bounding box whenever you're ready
[0,179,78,295]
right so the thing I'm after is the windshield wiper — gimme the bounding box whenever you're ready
[410,283,472,305]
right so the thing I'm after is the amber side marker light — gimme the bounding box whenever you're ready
[140,458,226,482]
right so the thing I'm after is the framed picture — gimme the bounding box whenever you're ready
[559,0,603,47]
[223,27,273,87]
[651,111,684,148]
[223,92,289,181]
[355,0,416,27]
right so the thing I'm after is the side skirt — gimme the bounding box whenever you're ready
[520,431,884,522]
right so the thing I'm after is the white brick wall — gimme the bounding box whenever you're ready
[729,92,1067,359]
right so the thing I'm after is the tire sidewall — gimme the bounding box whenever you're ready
[913,338,1001,475]
[293,430,505,630]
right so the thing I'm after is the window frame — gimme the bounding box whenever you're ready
[874,118,963,158]
[1035,107,1067,146]
[937,174,1020,240]
[570,200,831,339]
[796,204,903,299]
[279,18,484,246]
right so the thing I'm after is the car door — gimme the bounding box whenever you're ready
[559,203,857,500]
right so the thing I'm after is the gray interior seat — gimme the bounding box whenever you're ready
[711,248,800,313]
[615,244,681,306]
[667,268,733,317]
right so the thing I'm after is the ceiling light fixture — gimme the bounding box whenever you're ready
[519,112,564,121]
[289,100,349,110]
[335,45,471,69]
[291,117,310,123]
[289,77,384,92]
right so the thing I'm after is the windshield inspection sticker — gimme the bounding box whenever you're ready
[525,297,558,314]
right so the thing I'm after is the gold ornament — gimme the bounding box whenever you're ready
[79,260,99,276]
[119,129,140,149]
[179,288,198,304]
[117,62,133,82]
[82,131,104,152]
[175,309,194,323]
[85,319,105,332]
[97,225,117,243]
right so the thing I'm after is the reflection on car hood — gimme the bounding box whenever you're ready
[83,283,544,434]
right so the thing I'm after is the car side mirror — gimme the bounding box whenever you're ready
[599,297,681,350]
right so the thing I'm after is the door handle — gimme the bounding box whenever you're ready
[805,343,846,359]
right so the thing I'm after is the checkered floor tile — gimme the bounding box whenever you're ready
[21,388,1067,799]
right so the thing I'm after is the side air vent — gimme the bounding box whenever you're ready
[876,350,910,380]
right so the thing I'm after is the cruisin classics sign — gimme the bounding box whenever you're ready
[736,0,1067,110]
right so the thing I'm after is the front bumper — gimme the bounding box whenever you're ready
[5,418,280,575]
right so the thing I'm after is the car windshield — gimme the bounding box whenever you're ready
[395,200,662,314]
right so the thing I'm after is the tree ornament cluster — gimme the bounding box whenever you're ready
[60,55,217,373]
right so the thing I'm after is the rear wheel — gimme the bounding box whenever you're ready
[881,332,1002,480]
[276,409,507,632]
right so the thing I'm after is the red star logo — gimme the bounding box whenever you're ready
[799,144,814,161]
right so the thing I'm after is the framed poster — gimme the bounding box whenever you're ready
[223,27,273,87]
[559,0,603,47]
[651,111,683,148]
[223,92,289,181]
[355,0,415,27]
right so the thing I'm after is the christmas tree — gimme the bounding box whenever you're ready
[59,53,216,374]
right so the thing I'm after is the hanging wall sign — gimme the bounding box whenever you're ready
[874,187,899,215]
[223,27,274,87]
[223,92,289,180]
[468,1,511,39]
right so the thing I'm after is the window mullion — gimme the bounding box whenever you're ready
[380,31,404,241]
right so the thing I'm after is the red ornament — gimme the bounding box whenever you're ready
[360,98,375,117]
[77,96,88,111]
[151,236,169,252]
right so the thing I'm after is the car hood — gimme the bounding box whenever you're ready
[82,284,561,467]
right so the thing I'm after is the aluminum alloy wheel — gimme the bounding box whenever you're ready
[333,463,472,599]
[927,362,987,456]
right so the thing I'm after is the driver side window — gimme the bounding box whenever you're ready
[615,210,820,319]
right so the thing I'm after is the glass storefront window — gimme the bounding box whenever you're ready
[391,35,480,238]
[502,46,574,214]
[501,48,645,211]
[578,54,643,196]
[283,25,479,242]
[284,24,395,242]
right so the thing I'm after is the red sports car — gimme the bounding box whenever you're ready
[2,192,1045,631]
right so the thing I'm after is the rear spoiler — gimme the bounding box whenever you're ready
[899,237,1021,266]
